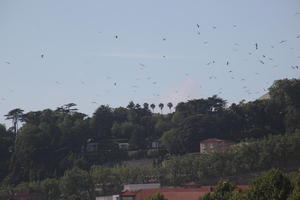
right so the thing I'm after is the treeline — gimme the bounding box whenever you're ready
[0,78,299,186]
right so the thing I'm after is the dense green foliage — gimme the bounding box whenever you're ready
[0,78,300,197]
[200,169,299,200]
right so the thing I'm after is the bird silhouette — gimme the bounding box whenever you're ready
[255,43,258,50]
[41,54,44,58]
[197,24,200,28]
[115,35,118,39]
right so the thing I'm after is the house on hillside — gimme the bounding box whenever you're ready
[86,142,99,152]
[118,142,130,151]
[199,138,234,153]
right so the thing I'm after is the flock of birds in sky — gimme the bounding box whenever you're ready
[2,13,300,109]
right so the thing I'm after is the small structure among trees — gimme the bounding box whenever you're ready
[199,138,234,154]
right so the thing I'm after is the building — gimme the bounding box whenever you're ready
[199,138,234,153]
[119,185,247,200]
[118,143,130,151]
[86,142,99,152]
[12,191,43,200]
[96,195,120,200]
[123,183,161,192]
[151,141,161,149]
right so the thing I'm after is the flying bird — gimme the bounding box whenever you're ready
[279,40,286,44]
[255,43,258,50]
[41,54,44,58]
[197,24,200,28]
[115,35,118,39]
[226,61,229,66]
[259,60,265,64]
[5,61,10,64]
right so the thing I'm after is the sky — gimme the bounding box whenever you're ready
[0,0,300,127]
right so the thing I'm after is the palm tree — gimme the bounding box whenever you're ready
[143,103,149,110]
[158,103,164,114]
[167,102,173,113]
[5,108,24,135]
[150,104,155,112]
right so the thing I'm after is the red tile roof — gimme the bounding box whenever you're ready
[125,185,248,200]
[184,181,199,186]
[135,187,212,200]
[121,190,136,196]
[236,185,249,190]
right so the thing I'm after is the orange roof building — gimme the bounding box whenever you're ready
[120,185,248,200]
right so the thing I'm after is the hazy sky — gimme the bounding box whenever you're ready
[0,0,300,126]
